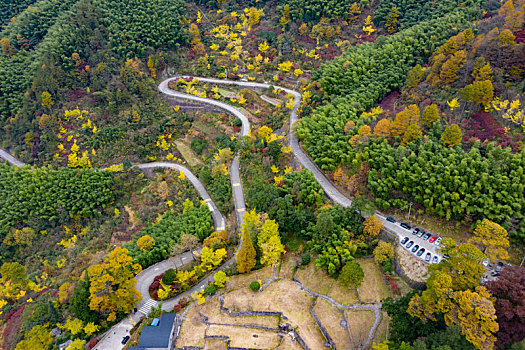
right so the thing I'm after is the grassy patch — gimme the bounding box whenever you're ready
[175,139,202,167]
[275,336,304,350]
[283,232,305,252]
[396,245,430,283]
[192,297,280,328]
[295,263,359,305]
[313,299,351,349]
[357,258,391,303]
[372,311,390,344]
[345,310,376,349]
[204,338,229,350]
[277,259,296,280]
[225,265,274,290]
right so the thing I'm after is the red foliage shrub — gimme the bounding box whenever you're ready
[180,300,187,308]
[464,112,520,151]
[515,28,525,44]
[68,90,86,101]
[173,304,181,313]
[88,339,99,349]
[152,290,158,300]
[3,305,25,350]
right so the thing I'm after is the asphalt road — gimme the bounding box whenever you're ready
[163,77,443,263]
[0,76,445,349]
[0,148,24,167]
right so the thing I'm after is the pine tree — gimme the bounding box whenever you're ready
[373,118,391,139]
[440,124,462,148]
[472,59,493,82]
[385,6,400,33]
[440,50,467,84]
[347,3,361,24]
[147,56,156,79]
[421,104,440,128]
[460,80,494,106]
[406,64,425,89]
[391,105,420,137]
[280,5,290,30]
[237,222,256,273]
[401,124,422,146]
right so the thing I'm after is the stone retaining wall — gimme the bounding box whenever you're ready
[310,297,336,349]
[380,230,427,290]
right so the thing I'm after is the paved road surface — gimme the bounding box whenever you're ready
[137,162,226,231]
[0,76,445,349]
[160,77,443,263]
[0,148,24,167]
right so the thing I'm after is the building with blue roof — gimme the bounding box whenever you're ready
[129,313,177,350]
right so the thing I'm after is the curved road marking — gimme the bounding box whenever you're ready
[0,75,441,349]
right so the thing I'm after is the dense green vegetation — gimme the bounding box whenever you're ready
[0,163,113,233]
[367,139,525,238]
[374,0,484,30]
[297,12,473,170]
[0,0,38,26]
[277,0,355,22]
[126,202,213,268]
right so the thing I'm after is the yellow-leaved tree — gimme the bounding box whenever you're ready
[391,104,420,137]
[258,219,284,266]
[137,235,155,251]
[200,247,227,270]
[407,238,499,350]
[470,219,510,261]
[236,210,257,273]
[87,247,142,321]
[440,124,462,148]
[373,241,394,264]
[363,216,384,240]
[15,325,53,350]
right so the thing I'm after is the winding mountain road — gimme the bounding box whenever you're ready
[0,75,440,349]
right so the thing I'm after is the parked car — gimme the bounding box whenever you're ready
[482,258,489,267]
[425,253,431,262]
[423,233,431,240]
[417,248,426,257]
[491,271,500,277]
[412,228,420,235]
[443,254,450,260]
[122,336,130,345]
[432,256,439,264]
[429,236,437,243]
[411,245,420,253]
[406,241,414,249]
[386,216,396,223]
[495,262,504,272]
[488,263,494,269]
[400,222,411,230]
[401,237,409,245]
[435,237,442,246]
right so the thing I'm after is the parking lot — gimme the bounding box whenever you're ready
[376,214,443,265]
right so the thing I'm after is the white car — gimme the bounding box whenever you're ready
[482,258,489,267]
[435,237,442,246]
